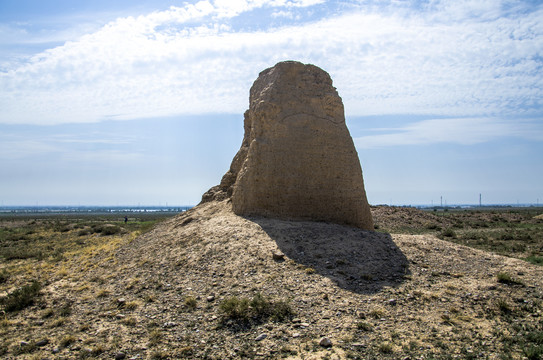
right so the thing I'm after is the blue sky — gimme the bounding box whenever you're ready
[0,0,542,206]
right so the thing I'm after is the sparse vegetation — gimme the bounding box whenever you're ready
[220,292,293,325]
[0,206,541,359]
[0,280,41,312]
[373,206,543,265]
[184,296,197,310]
[356,321,373,331]
[497,271,524,286]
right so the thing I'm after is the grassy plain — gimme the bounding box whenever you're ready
[0,212,171,358]
[373,206,543,266]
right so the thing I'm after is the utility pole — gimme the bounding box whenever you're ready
[479,193,482,207]
[440,196,443,207]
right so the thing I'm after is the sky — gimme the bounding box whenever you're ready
[0,0,542,206]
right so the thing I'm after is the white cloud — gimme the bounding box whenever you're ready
[0,0,541,125]
[354,117,543,149]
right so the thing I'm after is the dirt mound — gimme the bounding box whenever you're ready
[371,206,455,231]
[93,200,542,359]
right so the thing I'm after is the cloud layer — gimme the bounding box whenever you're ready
[354,117,543,149]
[1,0,542,126]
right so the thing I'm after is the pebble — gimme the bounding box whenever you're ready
[292,333,301,338]
[206,295,215,302]
[115,352,127,360]
[255,333,267,341]
[272,251,285,261]
[36,339,49,347]
[20,341,29,347]
[319,337,333,348]
[163,322,177,328]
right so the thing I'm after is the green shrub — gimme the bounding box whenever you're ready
[1,280,41,312]
[497,272,524,286]
[524,345,543,360]
[441,228,457,238]
[495,298,513,315]
[526,255,543,266]
[90,224,123,236]
[2,247,43,260]
[220,296,250,321]
[379,342,393,354]
[219,293,293,324]
[356,321,373,331]
[184,296,197,310]
[0,269,8,283]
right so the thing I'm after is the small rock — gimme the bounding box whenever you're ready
[319,337,333,348]
[115,352,127,360]
[291,318,301,323]
[52,347,60,354]
[117,298,126,307]
[388,299,397,306]
[255,333,267,341]
[300,322,310,327]
[36,339,49,347]
[206,295,215,302]
[292,333,301,338]
[163,322,177,328]
[20,341,29,347]
[272,251,285,261]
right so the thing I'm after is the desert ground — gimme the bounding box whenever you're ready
[1,201,542,359]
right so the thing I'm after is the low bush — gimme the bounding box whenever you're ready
[1,247,43,260]
[91,224,123,236]
[0,269,8,283]
[526,255,543,266]
[441,228,457,238]
[497,272,524,286]
[1,280,41,312]
[219,293,293,324]
[184,296,197,310]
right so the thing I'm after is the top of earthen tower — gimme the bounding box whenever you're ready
[202,61,373,230]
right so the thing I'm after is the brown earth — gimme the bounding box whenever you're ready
[1,202,542,359]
